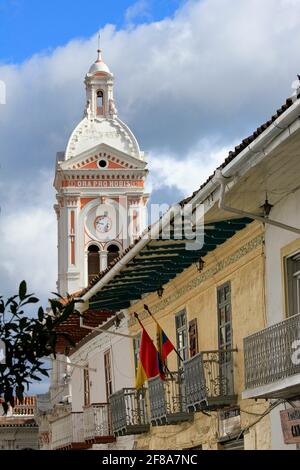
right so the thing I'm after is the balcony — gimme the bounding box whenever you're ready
[148,371,191,425]
[51,412,90,450]
[110,388,149,436]
[184,351,237,412]
[243,313,300,399]
[83,403,115,444]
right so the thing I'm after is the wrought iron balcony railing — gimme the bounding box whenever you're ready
[83,403,115,444]
[185,350,237,412]
[50,412,89,450]
[148,371,191,426]
[110,388,149,436]
[244,313,300,397]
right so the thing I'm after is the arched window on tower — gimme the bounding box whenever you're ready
[88,245,100,284]
[97,90,104,115]
[107,244,120,267]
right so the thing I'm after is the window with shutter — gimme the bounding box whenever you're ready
[189,319,199,358]
[83,368,90,407]
[175,310,188,368]
[133,333,141,372]
[217,282,234,396]
[286,253,300,317]
[104,350,113,400]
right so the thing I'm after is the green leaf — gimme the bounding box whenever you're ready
[51,292,64,300]
[5,323,19,333]
[56,301,75,325]
[27,297,39,304]
[30,375,42,381]
[19,281,27,301]
[2,402,9,415]
[38,307,44,323]
[39,369,49,378]
[5,295,18,308]
[9,301,18,315]
[16,385,25,402]
[4,388,13,405]
[20,297,39,307]
[20,317,28,329]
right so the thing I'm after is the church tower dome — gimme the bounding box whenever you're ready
[64,49,143,162]
[88,49,111,75]
[54,49,149,296]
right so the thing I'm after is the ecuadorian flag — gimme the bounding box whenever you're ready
[157,323,175,362]
[136,320,162,390]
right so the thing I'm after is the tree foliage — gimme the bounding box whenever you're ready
[0,281,79,413]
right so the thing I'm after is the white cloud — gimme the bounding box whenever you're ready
[1,0,300,299]
[125,0,151,23]
[147,139,232,197]
[0,173,57,302]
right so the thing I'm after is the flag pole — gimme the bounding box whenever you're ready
[143,304,184,363]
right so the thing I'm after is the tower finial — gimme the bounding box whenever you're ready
[97,31,102,62]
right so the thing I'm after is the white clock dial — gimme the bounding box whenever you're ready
[95,216,112,233]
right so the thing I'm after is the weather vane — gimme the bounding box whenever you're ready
[98,30,101,52]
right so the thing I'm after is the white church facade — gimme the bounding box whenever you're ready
[54,49,149,296]
[36,50,148,450]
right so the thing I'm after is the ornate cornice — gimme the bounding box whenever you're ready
[128,234,264,327]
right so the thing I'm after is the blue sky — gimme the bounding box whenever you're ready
[0,0,183,63]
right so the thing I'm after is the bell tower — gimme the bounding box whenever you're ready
[54,50,149,296]
[84,49,117,119]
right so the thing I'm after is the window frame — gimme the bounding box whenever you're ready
[133,333,141,372]
[83,368,90,407]
[188,318,199,358]
[175,309,188,368]
[104,349,113,400]
[217,282,233,351]
[285,251,300,318]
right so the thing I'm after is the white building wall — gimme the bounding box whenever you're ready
[70,317,134,412]
[0,427,39,450]
[70,366,84,412]
[264,187,300,450]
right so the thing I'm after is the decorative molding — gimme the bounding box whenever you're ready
[128,234,264,327]
[66,196,79,207]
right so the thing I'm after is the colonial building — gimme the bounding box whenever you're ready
[238,88,300,450]
[0,397,39,450]
[58,79,300,450]
[78,214,268,450]
[42,45,300,450]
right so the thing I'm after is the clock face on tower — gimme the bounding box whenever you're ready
[95,215,112,233]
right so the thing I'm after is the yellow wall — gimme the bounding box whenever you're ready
[128,221,271,450]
